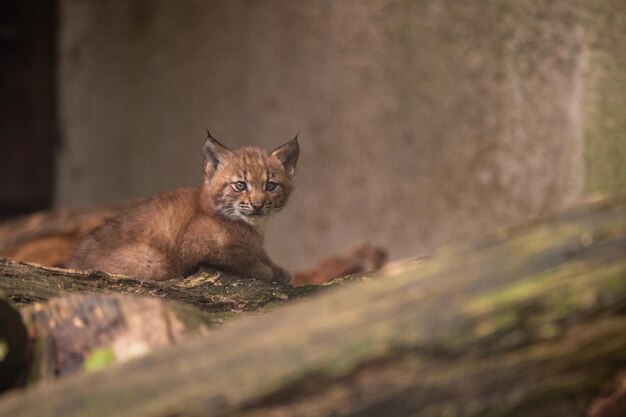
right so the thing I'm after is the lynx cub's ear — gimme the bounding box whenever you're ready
[203,130,232,177]
[272,135,299,177]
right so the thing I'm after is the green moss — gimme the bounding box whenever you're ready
[469,258,626,316]
[259,300,289,313]
[0,339,8,361]
[601,263,626,292]
[83,348,116,373]
[467,269,558,315]
[472,310,519,339]
[27,330,46,383]
[463,256,626,346]
[324,339,379,376]
[255,293,276,306]
[168,303,215,332]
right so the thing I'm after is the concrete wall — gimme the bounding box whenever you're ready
[582,0,626,192]
[56,0,626,269]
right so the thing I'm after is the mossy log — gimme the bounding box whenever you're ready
[0,259,334,313]
[0,299,27,393]
[0,232,371,388]
[0,260,352,387]
[0,191,624,416]
[1,293,216,390]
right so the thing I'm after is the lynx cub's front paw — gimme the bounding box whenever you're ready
[241,262,271,282]
[272,267,293,285]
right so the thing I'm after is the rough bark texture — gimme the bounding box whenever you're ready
[0,299,28,393]
[0,259,368,391]
[0,259,334,314]
[19,294,216,382]
[0,267,342,392]
[0,191,624,417]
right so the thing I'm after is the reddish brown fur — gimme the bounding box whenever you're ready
[66,134,299,283]
[293,243,387,285]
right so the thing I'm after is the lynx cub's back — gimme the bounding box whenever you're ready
[66,132,299,283]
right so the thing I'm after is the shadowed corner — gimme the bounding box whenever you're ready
[0,298,28,393]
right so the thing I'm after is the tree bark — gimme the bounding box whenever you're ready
[0,299,27,392]
[0,258,350,388]
[0,191,624,416]
[0,259,330,313]
[15,294,216,383]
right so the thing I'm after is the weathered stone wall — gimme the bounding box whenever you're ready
[581,0,626,192]
[56,0,626,269]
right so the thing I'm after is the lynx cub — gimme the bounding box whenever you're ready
[66,132,299,283]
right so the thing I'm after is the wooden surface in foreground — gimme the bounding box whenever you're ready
[0,259,331,313]
[0,191,625,417]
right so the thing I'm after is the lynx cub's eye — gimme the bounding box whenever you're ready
[233,181,247,192]
[266,181,278,191]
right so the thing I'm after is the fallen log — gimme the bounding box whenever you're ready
[0,242,373,388]
[0,260,332,313]
[0,190,624,416]
[1,293,215,388]
[0,299,27,393]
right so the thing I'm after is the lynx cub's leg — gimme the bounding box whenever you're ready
[270,265,292,285]
[247,261,291,284]
[93,244,171,281]
[258,253,292,284]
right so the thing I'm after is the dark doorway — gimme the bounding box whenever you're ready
[0,0,57,220]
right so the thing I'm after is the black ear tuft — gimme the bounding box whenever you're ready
[203,130,232,177]
[271,134,299,177]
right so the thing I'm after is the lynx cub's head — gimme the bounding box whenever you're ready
[202,132,299,226]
